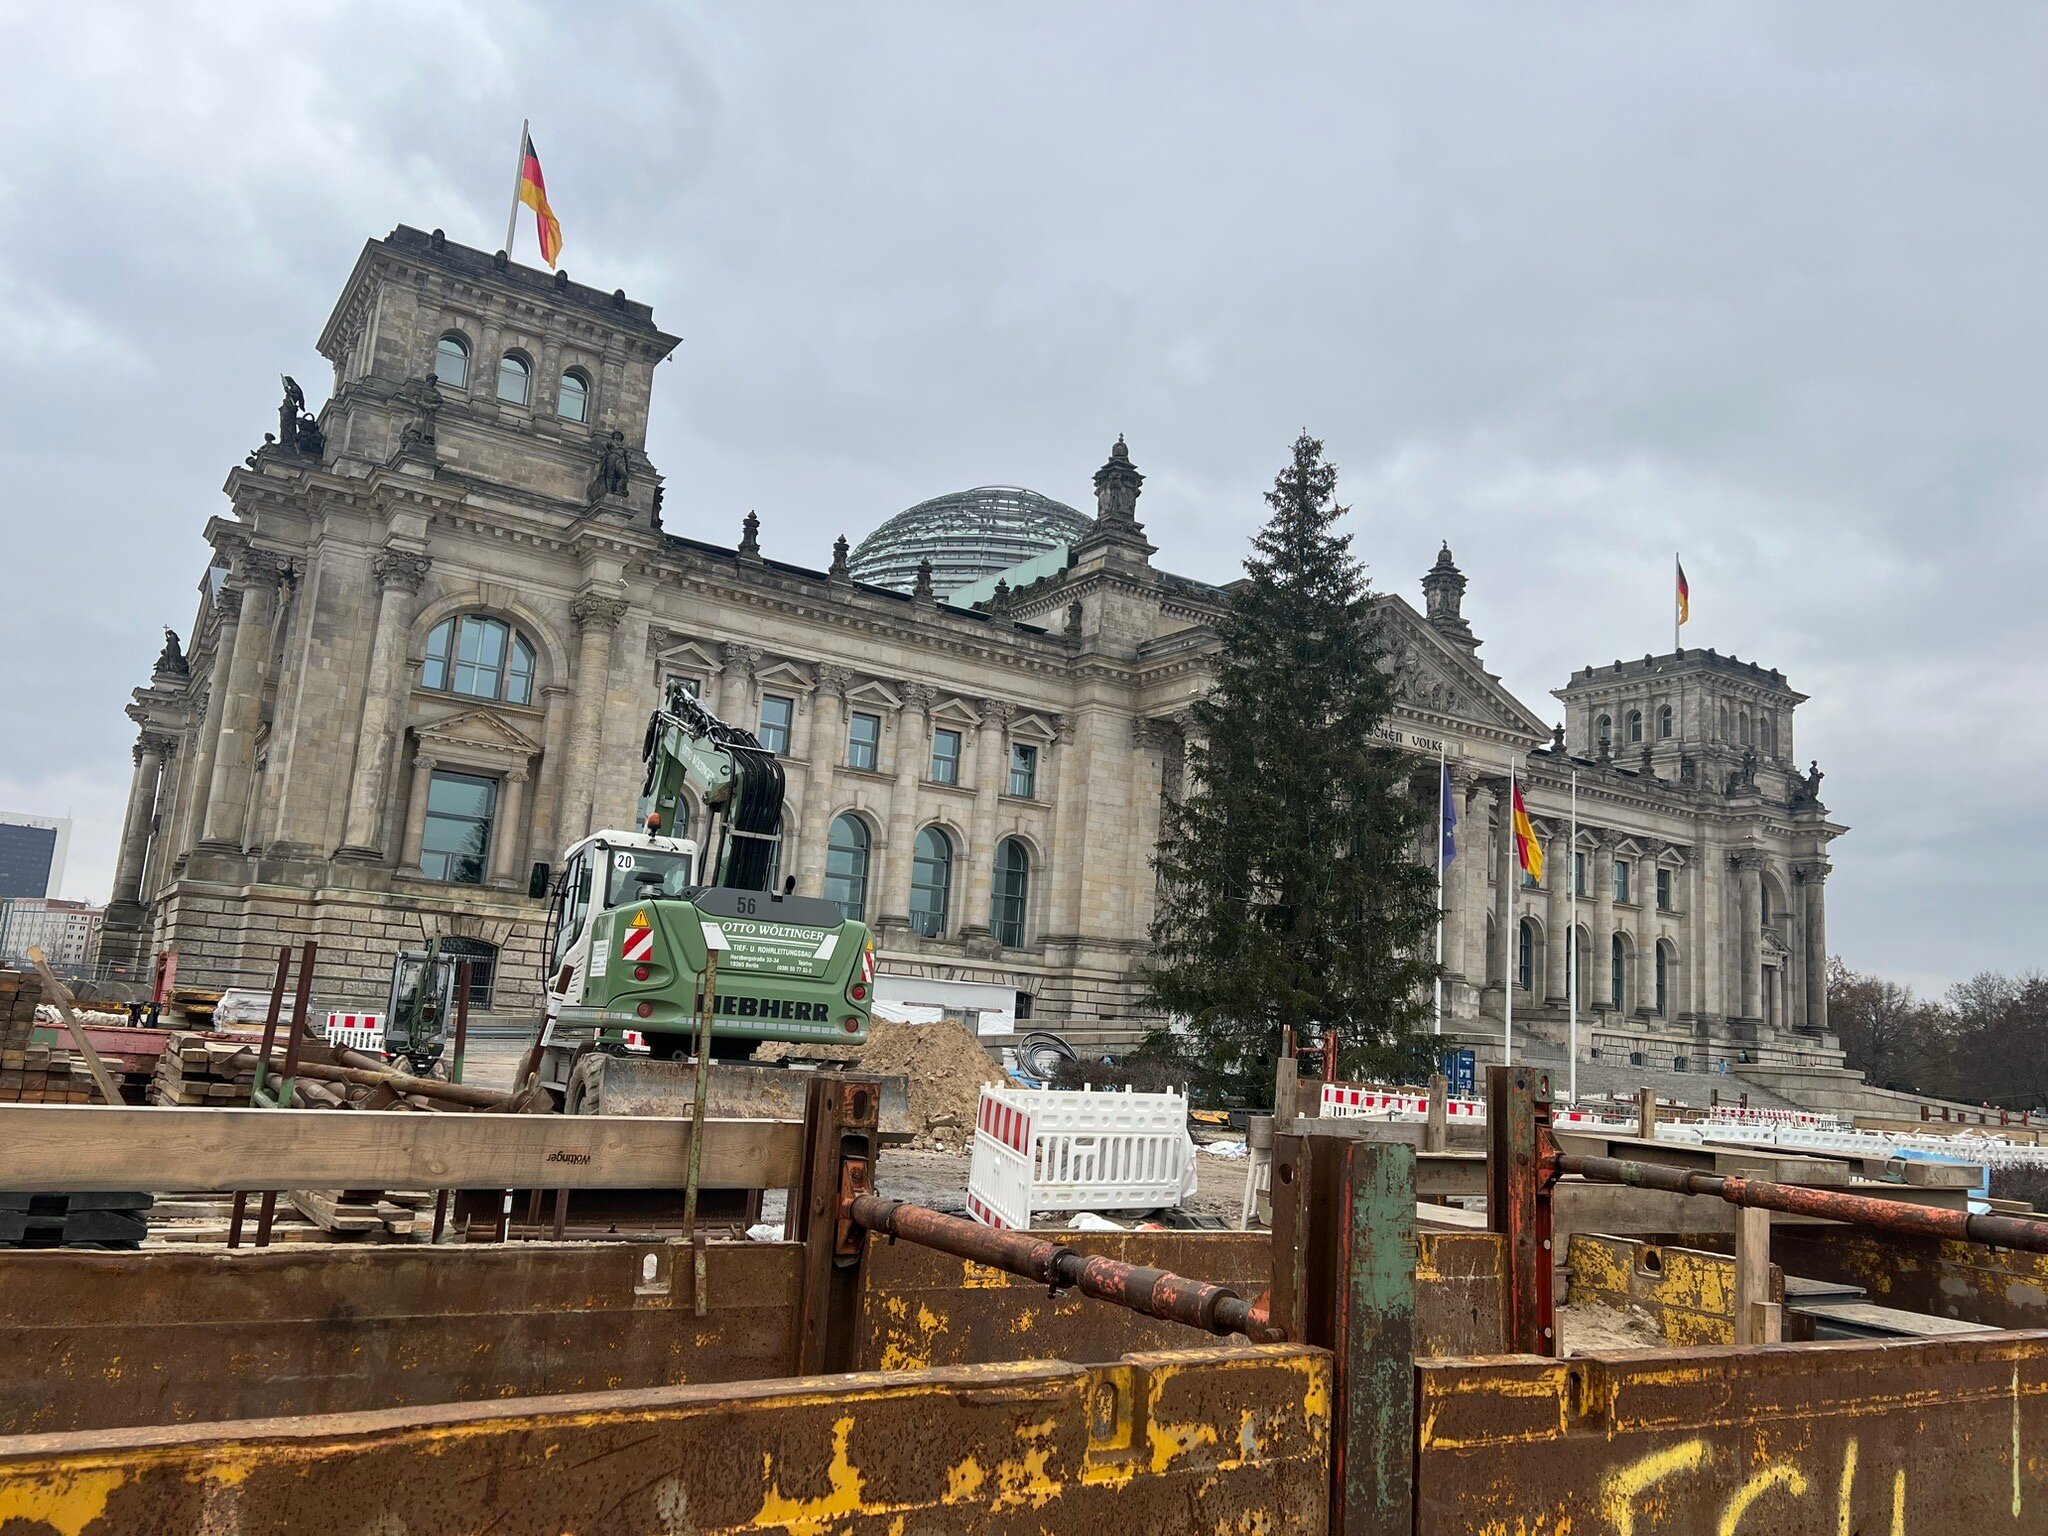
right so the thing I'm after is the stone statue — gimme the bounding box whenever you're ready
[991,577,1012,612]
[650,483,665,528]
[1065,601,1083,638]
[156,628,188,677]
[295,410,325,458]
[595,430,630,497]
[829,534,850,579]
[739,510,761,558]
[279,375,305,445]
[912,558,934,602]
[1790,759,1826,808]
[1551,723,1565,752]
[396,373,442,459]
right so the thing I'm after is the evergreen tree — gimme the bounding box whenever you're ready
[1144,433,1440,1096]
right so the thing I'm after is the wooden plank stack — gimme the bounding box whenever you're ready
[0,969,96,1102]
[147,1033,262,1105]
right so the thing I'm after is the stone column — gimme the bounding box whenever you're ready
[198,551,287,849]
[1733,850,1765,1021]
[110,734,168,906]
[1634,848,1663,1019]
[715,642,760,728]
[558,592,627,844]
[1543,826,1570,1006]
[1047,713,1090,939]
[178,609,235,862]
[398,750,438,874]
[1591,832,1617,1013]
[337,548,431,858]
[799,666,850,897]
[959,699,1014,938]
[1454,773,1490,1001]
[1490,777,1516,1007]
[1438,766,1472,990]
[878,685,932,929]
[1798,859,1830,1034]
[489,766,530,885]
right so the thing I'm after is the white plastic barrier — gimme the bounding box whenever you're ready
[323,1012,384,1051]
[966,1085,1196,1229]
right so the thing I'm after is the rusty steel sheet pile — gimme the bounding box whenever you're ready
[0,1348,1331,1535]
[1414,1332,2048,1534]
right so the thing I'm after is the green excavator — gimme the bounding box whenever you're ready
[519,680,880,1119]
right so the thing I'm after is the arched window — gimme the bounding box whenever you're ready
[991,837,1031,948]
[496,352,531,405]
[1655,943,1670,1016]
[1517,919,1535,992]
[1595,714,1612,748]
[824,815,870,921]
[422,616,538,706]
[1658,705,1674,739]
[558,369,590,423]
[439,936,498,1009]
[435,333,470,390]
[1611,933,1627,1011]
[1626,709,1643,744]
[1762,716,1777,756]
[909,827,952,938]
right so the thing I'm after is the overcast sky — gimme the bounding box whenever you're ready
[2,3,2043,996]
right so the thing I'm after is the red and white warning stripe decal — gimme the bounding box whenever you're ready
[622,926,654,962]
[977,1095,1033,1153]
[860,947,875,985]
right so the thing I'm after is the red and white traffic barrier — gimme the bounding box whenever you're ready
[323,1012,384,1051]
[967,1085,1196,1229]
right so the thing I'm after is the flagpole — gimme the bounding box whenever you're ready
[1568,766,1579,1107]
[1504,763,1514,1069]
[504,118,530,257]
[1434,746,1446,1036]
[1673,552,1681,656]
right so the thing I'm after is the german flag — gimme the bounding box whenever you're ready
[518,133,563,267]
[1676,559,1690,626]
[1512,780,1544,885]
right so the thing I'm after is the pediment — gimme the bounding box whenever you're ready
[1011,711,1060,744]
[844,678,901,711]
[755,659,815,694]
[929,696,983,728]
[415,707,542,759]
[652,636,723,676]
[1376,598,1548,739]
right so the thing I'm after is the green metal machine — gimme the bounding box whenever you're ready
[528,681,877,1114]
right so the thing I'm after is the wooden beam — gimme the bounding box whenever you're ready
[0,1105,803,1192]
[26,946,123,1105]
[1733,1205,1779,1344]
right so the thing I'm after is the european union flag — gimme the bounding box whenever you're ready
[1440,761,1457,866]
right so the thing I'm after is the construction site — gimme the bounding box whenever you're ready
[9,790,2048,1534]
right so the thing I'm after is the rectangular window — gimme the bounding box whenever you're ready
[1656,866,1673,911]
[668,675,701,699]
[420,770,497,885]
[931,728,962,785]
[847,711,880,771]
[1614,859,1632,905]
[1574,852,1588,898]
[1008,742,1039,798]
[758,694,793,755]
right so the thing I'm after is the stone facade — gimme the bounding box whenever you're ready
[104,226,1845,1075]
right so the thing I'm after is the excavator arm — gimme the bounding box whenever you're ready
[638,681,787,891]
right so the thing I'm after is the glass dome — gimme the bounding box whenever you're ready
[849,486,1089,597]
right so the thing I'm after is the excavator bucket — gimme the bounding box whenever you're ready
[567,1054,914,1139]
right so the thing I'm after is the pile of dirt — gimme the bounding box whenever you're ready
[757,1017,1007,1151]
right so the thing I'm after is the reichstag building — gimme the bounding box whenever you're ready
[106,226,1845,1080]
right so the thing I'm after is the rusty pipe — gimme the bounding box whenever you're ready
[1555,1153,2048,1253]
[849,1195,1282,1341]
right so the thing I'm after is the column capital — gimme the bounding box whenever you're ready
[371,547,432,593]
[414,750,440,775]
[1130,716,1174,751]
[979,698,1017,728]
[137,729,178,759]
[898,682,936,713]
[211,586,244,624]
[719,641,763,677]
[570,592,629,635]
[505,766,530,785]
[1793,858,1831,884]
[814,663,855,699]
[237,547,294,588]
[1729,848,1769,873]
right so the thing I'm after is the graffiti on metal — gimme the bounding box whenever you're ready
[1416,1333,2048,1535]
